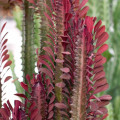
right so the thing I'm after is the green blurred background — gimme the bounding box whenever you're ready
[1,0,120,119]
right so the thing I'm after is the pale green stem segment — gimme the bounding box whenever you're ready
[22,0,35,98]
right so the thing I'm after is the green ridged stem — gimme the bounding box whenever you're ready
[22,0,36,98]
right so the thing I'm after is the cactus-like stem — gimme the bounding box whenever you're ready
[22,0,35,97]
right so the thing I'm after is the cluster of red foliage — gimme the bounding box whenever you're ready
[0,0,112,120]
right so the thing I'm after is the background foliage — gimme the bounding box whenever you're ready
[87,0,120,119]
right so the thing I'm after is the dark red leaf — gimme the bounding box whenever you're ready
[20,82,29,92]
[2,54,9,63]
[2,50,8,57]
[0,108,9,119]
[2,39,8,47]
[0,22,7,34]
[15,93,28,99]
[3,60,12,69]
[30,109,38,120]
[7,100,13,111]
[4,76,12,82]
[3,103,10,116]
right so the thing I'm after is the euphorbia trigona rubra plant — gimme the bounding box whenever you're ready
[0,0,112,120]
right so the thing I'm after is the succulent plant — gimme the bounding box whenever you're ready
[0,0,112,120]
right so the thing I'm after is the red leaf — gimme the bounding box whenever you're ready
[40,55,55,68]
[94,55,103,63]
[0,22,7,34]
[2,54,9,63]
[7,100,13,111]
[30,109,38,120]
[98,107,108,115]
[15,93,27,99]
[93,78,107,88]
[3,103,10,116]
[56,59,64,63]
[94,84,109,94]
[49,95,55,104]
[85,16,93,33]
[99,95,112,101]
[60,67,70,73]
[93,71,105,81]
[0,108,9,119]
[60,73,71,80]
[27,0,35,4]
[79,6,89,18]
[96,44,109,55]
[102,113,108,119]
[43,3,53,15]
[48,104,54,112]
[55,103,68,109]
[94,57,106,68]
[2,39,8,47]
[3,60,12,69]
[2,50,8,57]
[65,13,72,22]
[56,82,66,88]
[93,66,104,74]
[95,26,105,39]
[20,82,29,92]
[63,0,71,13]
[94,20,102,33]
[26,74,30,81]
[60,111,69,117]
[38,58,53,74]
[39,68,53,80]
[96,32,109,48]
[43,47,55,61]
[48,111,54,119]
[4,76,12,82]
[97,101,110,108]
[29,102,36,112]
[44,12,54,26]
[62,51,71,55]
[1,45,7,52]
[79,0,88,9]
